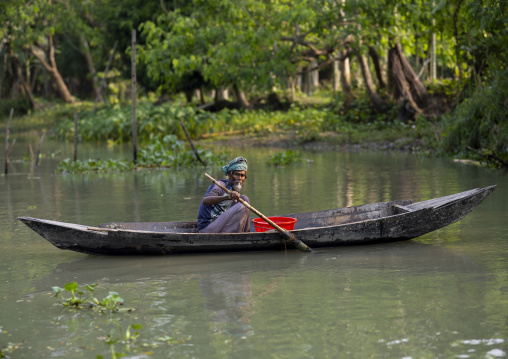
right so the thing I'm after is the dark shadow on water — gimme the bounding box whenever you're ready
[34,240,485,291]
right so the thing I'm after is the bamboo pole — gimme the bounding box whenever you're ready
[204,173,314,253]
[73,112,78,162]
[34,132,46,168]
[179,120,206,166]
[28,144,34,160]
[131,30,137,163]
[4,108,14,175]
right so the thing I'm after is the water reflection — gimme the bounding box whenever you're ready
[1,139,507,359]
[200,273,254,338]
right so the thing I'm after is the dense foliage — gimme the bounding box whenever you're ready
[53,97,433,146]
[3,0,506,101]
[441,69,508,163]
[2,0,507,164]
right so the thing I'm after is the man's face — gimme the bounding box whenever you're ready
[228,170,246,191]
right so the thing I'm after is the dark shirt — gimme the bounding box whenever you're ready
[197,179,234,231]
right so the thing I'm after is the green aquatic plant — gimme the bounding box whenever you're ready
[58,135,225,173]
[94,324,190,359]
[266,150,303,166]
[52,282,134,313]
[52,282,91,307]
[57,158,136,173]
[97,323,143,359]
[53,101,207,144]
[97,292,127,313]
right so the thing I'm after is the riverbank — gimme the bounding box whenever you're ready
[201,128,433,154]
[4,99,438,153]
[6,96,502,170]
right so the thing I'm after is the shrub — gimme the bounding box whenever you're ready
[440,69,508,155]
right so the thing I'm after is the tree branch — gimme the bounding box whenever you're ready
[160,0,169,15]
[30,45,52,73]
[468,146,508,168]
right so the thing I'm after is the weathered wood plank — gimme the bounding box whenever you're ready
[393,204,414,214]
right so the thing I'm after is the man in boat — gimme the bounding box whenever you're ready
[198,157,250,233]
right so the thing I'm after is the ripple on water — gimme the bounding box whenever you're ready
[450,338,506,358]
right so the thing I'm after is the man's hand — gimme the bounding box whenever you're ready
[229,191,241,202]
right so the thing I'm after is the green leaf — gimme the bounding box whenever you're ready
[85,284,97,292]
[64,282,79,292]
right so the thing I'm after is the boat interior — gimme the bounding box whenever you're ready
[100,199,414,233]
[98,187,490,234]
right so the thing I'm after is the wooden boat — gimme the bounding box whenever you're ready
[18,185,496,256]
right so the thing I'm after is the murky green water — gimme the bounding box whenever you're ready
[1,136,507,358]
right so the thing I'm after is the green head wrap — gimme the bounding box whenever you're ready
[222,157,248,175]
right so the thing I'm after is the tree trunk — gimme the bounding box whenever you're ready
[389,46,421,115]
[80,35,101,101]
[12,56,37,108]
[184,90,193,103]
[339,51,354,107]
[29,66,39,93]
[332,60,340,91]
[295,71,302,92]
[387,41,395,96]
[232,84,250,109]
[214,86,229,101]
[431,31,437,81]
[301,71,309,95]
[288,76,296,101]
[304,63,313,96]
[397,42,428,108]
[30,35,74,103]
[388,40,431,120]
[310,59,319,89]
[93,41,118,112]
[199,87,205,104]
[43,68,49,98]
[368,46,386,89]
[7,57,20,99]
[355,48,384,112]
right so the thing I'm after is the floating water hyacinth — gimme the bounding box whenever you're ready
[52,282,135,313]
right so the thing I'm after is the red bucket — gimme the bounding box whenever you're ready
[252,217,297,232]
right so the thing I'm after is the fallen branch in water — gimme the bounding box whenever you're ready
[179,120,207,166]
[467,146,508,169]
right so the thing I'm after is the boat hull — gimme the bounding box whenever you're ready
[18,186,496,255]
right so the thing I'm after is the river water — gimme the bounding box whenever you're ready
[1,136,507,358]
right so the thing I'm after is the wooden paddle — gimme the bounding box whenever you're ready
[204,173,314,253]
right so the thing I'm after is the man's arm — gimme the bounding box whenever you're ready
[202,191,241,205]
